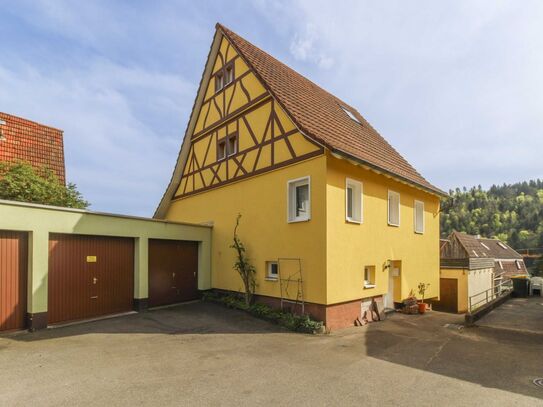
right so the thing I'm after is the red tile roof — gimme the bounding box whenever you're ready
[0,112,66,184]
[217,24,445,196]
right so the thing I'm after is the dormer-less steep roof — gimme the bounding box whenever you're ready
[217,24,445,196]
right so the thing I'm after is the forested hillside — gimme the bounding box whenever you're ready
[440,179,543,250]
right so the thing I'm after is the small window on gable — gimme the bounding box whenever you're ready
[217,139,226,161]
[341,106,361,124]
[266,261,278,280]
[364,266,375,288]
[224,63,234,86]
[414,200,424,234]
[288,177,310,223]
[388,190,400,227]
[215,72,224,92]
[346,178,362,223]
[227,134,237,157]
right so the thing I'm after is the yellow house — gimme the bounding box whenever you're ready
[155,24,446,330]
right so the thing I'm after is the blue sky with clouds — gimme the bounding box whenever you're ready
[1,1,542,216]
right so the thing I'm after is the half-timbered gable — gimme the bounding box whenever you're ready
[174,36,323,198]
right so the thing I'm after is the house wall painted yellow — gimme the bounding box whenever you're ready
[325,155,440,304]
[439,266,494,313]
[166,155,328,304]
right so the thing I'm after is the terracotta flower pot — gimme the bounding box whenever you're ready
[418,303,426,314]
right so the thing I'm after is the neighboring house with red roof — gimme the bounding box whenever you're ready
[155,24,445,329]
[0,112,66,184]
[436,231,528,313]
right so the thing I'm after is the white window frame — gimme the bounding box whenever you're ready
[287,176,311,223]
[217,139,227,161]
[364,266,376,288]
[345,178,363,224]
[266,261,279,280]
[227,134,237,157]
[414,200,424,234]
[387,190,400,227]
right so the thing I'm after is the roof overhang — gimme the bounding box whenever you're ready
[330,149,448,198]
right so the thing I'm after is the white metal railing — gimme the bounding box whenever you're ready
[468,279,513,313]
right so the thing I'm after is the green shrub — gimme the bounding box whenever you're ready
[203,292,323,334]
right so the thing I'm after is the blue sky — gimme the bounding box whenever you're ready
[1,1,542,216]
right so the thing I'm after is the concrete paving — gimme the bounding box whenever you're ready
[0,301,542,406]
[476,296,543,334]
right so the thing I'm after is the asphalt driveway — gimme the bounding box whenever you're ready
[0,301,542,406]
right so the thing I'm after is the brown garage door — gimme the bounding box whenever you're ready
[48,234,134,324]
[0,231,28,331]
[436,278,458,313]
[149,239,198,308]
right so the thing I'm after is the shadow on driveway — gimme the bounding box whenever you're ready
[363,309,543,401]
[5,301,285,342]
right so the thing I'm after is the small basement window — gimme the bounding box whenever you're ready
[414,200,424,234]
[227,134,237,157]
[266,261,278,280]
[388,190,400,227]
[288,177,310,222]
[217,139,226,160]
[364,266,376,288]
[346,178,363,223]
[341,106,361,124]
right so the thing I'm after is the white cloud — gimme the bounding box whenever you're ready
[0,60,195,215]
[260,0,543,189]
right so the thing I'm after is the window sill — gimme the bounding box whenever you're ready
[387,222,400,227]
[287,217,310,224]
[346,218,362,224]
[265,277,278,282]
[414,230,424,235]
[364,284,376,289]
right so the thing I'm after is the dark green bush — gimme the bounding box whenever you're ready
[203,292,323,334]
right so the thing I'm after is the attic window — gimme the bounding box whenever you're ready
[215,61,235,92]
[340,106,361,124]
[217,139,226,160]
[227,134,237,157]
[215,72,224,92]
[472,250,479,258]
[498,242,508,250]
[498,261,503,269]
[516,260,522,270]
[481,242,490,250]
[224,63,234,86]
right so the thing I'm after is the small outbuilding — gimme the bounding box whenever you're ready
[435,231,528,313]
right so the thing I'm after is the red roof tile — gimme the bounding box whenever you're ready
[218,24,445,196]
[0,112,66,184]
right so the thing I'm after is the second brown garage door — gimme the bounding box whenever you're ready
[148,239,198,307]
[48,234,134,324]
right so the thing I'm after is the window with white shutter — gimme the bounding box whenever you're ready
[388,190,400,226]
[414,200,424,234]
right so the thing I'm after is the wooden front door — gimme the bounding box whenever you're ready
[0,231,28,331]
[438,278,458,313]
[48,234,134,324]
[148,239,199,308]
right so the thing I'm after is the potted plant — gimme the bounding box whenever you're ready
[417,282,430,314]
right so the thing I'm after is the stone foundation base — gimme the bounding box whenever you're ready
[245,292,385,330]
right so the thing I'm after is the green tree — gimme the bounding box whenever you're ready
[0,161,88,209]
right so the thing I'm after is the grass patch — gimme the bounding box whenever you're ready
[202,291,324,334]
